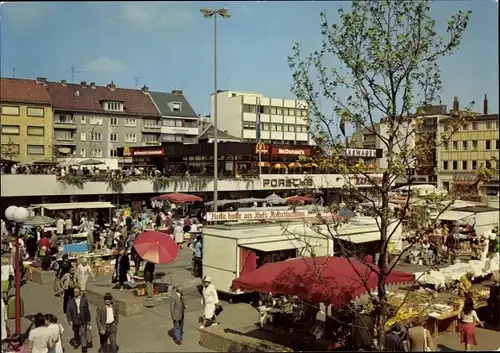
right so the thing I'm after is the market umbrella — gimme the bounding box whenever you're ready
[23,215,56,226]
[32,159,59,165]
[79,159,105,166]
[273,163,287,170]
[265,193,286,204]
[286,195,313,203]
[133,231,179,264]
[151,193,203,203]
[235,197,265,204]
[204,200,235,206]
[256,161,270,168]
[288,162,301,168]
[306,162,318,168]
[232,256,415,307]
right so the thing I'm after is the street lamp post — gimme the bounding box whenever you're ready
[200,7,231,212]
[4,205,29,334]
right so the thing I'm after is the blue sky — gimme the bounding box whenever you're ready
[0,1,498,116]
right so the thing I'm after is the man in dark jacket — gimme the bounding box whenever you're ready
[385,324,405,351]
[96,292,119,353]
[352,309,375,351]
[114,248,130,291]
[169,285,186,345]
[56,254,72,279]
[66,287,91,352]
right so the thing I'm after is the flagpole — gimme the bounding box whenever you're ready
[257,97,262,175]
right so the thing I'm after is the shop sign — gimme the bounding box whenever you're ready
[262,177,314,188]
[123,146,132,157]
[132,149,164,157]
[349,176,382,186]
[453,174,476,182]
[271,147,311,156]
[344,148,377,158]
[255,142,269,154]
[206,210,309,222]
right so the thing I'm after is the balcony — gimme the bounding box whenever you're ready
[141,126,161,133]
[54,121,77,129]
[54,138,76,146]
[161,126,199,135]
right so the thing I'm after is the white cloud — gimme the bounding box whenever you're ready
[111,2,193,30]
[2,2,55,34]
[83,57,129,74]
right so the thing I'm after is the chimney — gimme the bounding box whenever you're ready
[107,80,116,91]
[36,77,47,84]
[141,85,149,93]
[453,96,459,112]
[90,82,96,89]
[61,79,67,86]
[483,94,488,115]
[80,81,87,87]
[172,89,183,95]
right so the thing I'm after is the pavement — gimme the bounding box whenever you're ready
[5,247,500,352]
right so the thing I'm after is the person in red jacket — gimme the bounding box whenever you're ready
[38,234,51,253]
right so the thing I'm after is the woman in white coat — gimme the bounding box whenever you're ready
[75,257,94,292]
[200,276,219,329]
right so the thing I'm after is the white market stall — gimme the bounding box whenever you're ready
[31,201,115,223]
[202,216,403,294]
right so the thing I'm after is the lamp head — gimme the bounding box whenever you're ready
[13,207,29,224]
[5,206,18,221]
[217,8,231,18]
[200,8,215,18]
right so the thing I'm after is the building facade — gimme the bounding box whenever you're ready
[148,90,199,144]
[44,80,161,158]
[211,90,310,145]
[0,78,54,163]
[437,109,499,196]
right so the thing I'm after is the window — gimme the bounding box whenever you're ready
[1,105,20,116]
[27,107,44,117]
[243,121,256,129]
[262,123,269,131]
[109,117,118,126]
[486,122,491,130]
[175,135,183,142]
[106,102,122,111]
[143,135,158,144]
[144,119,159,128]
[452,141,458,150]
[125,134,137,143]
[270,107,277,115]
[287,108,296,116]
[461,124,467,131]
[125,118,136,127]
[243,104,257,113]
[89,117,103,125]
[485,140,491,150]
[301,109,308,117]
[276,124,282,131]
[175,120,182,127]
[276,107,283,115]
[486,161,491,169]
[80,116,86,124]
[289,125,296,132]
[270,123,277,131]
[261,106,269,114]
[163,119,175,127]
[55,130,73,140]
[462,141,467,151]
[27,145,44,155]
[55,115,74,124]
[472,122,477,130]
[109,133,118,142]
[171,102,181,112]
[496,140,499,150]
[80,149,86,157]
[443,161,448,170]
[452,161,458,170]
[471,140,477,150]
[472,160,477,170]
[90,148,103,158]
[27,126,44,136]
[109,149,118,157]
[80,132,86,141]
[1,125,20,135]
[90,132,103,142]
[299,125,308,133]
[462,161,467,170]
[443,142,448,151]
[496,121,499,129]
[163,134,175,142]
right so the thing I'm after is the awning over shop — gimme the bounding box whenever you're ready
[232,256,415,307]
[454,180,476,186]
[32,202,115,211]
[432,210,474,222]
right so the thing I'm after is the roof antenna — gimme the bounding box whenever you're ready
[134,76,142,89]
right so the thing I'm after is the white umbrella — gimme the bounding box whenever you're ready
[265,193,286,204]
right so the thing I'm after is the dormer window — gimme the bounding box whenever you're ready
[170,102,182,112]
[106,101,123,112]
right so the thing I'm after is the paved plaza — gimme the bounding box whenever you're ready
[5,248,500,352]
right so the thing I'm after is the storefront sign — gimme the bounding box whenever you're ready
[349,176,383,187]
[255,142,269,154]
[123,146,131,157]
[344,148,377,158]
[271,147,312,156]
[453,174,476,182]
[132,149,164,157]
[262,177,314,188]
[206,210,309,222]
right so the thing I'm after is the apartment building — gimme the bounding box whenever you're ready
[44,79,161,158]
[0,78,54,163]
[437,98,499,196]
[211,90,310,145]
[148,90,199,144]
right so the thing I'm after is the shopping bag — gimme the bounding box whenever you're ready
[111,273,118,284]
[214,304,224,317]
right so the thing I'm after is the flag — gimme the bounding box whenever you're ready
[256,100,262,142]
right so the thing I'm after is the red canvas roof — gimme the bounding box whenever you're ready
[232,256,415,307]
[0,78,52,105]
[151,193,203,203]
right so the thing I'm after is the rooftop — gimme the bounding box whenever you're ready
[198,124,241,141]
[0,78,52,105]
[148,90,198,118]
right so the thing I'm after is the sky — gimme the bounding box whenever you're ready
[0,1,498,118]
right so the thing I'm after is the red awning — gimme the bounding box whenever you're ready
[286,195,313,203]
[232,256,415,307]
[151,193,203,203]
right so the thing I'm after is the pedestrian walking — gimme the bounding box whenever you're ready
[169,286,186,345]
[76,257,95,292]
[1,299,8,339]
[407,316,435,351]
[28,313,54,353]
[45,314,64,353]
[189,235,203,278]
[1,256,14,302]
[113,248,130,292]
[66,287,91,352]
[200,276,219,329]
[60,267,76,314]
[96,292,119,353]
[143,261,155,298]
[458,297,484,351]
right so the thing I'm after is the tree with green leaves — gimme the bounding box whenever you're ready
[0,138,19,161]
[287,1,481,349]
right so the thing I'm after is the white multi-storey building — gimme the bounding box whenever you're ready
[210,90,311,145]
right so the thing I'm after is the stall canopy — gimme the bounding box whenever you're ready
[152,193,203,203]
[32,202,115,211]
[232,256,415,307]
[265,193,286,204]
[286,195,313,203]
